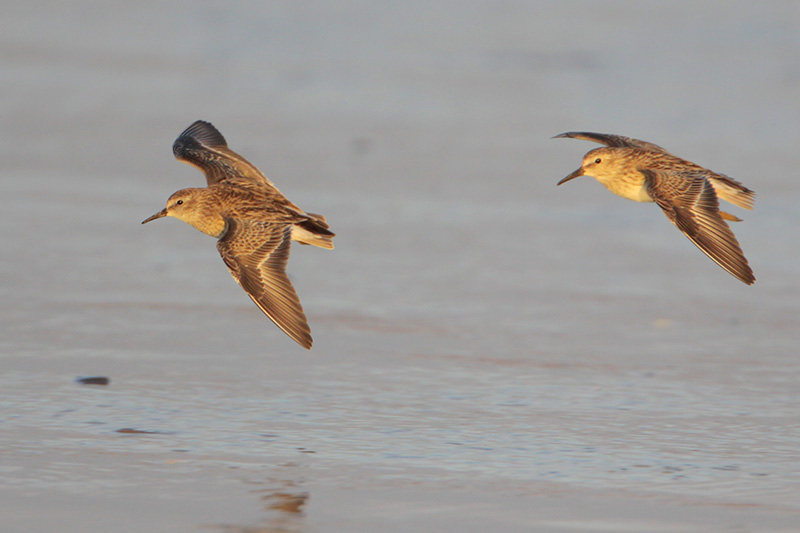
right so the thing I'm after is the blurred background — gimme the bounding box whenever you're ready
[1,2,798,531]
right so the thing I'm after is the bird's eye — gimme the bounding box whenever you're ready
[594,158,602,164]
[176,199,184,205]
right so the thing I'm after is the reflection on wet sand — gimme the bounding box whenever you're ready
[209,480,309,533]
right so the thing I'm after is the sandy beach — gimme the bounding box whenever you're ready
[1,2,799,531]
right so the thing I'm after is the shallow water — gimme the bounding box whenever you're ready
[2,2,800,532]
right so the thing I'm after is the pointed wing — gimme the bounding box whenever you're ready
[173,120,276,187]
[554,132,670,153]
[643,169,755,285]
[217,219,313,348]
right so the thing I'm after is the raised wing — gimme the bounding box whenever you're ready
[173,120,275,187]
[217,219,313,348]
[643,169,755,285]
[554,131,670,153]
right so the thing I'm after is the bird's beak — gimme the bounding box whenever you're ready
[557,167,585,186]
[142,209,167,224]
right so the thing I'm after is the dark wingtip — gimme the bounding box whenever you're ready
[175,120,227,148]
[552,131,604,142]
[740,271,756,285]
[288,330,313,349]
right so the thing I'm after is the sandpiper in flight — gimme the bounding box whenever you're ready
[555,131,755,284]
[143,120,335,348]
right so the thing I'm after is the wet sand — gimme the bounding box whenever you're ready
[2,2,799,531]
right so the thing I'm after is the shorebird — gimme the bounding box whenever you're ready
[143,120,335,349]
[555,131,755,285]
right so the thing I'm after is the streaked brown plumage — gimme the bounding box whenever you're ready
[143,120,335,348]
[555,131,755,285]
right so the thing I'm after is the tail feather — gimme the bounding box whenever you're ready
[305,212,331,229]
[709,174,755,210]
[292,217,335,249]
[719,210,742,222]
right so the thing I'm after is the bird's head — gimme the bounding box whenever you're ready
[142,188,225,238]
[142,189,194,224]
[558,147,628,186]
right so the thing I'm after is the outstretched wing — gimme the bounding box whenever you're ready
[217,219,313,348]
[643,169,755,285]
[554,131,670,153]
[173,120,276,187]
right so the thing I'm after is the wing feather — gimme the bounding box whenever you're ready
[644,169,755,285]
[172,120,276,187]
[554,131,670,153]
[217,219,313,348]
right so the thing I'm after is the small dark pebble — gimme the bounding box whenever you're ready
[76,376,110,386]
[116,428,162,434]
[296,447,316,454]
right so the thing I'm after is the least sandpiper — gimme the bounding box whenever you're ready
[555,131,755,284]
[143,120,335,348]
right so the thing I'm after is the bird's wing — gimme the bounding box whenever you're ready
[217,219,313,348]
[554,132,670,153]
[643,169,755,285]
[173,120,276,187]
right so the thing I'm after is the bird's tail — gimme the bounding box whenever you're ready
[709,174,755,210]
[719,210,742,222]
[292,214,335,249]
